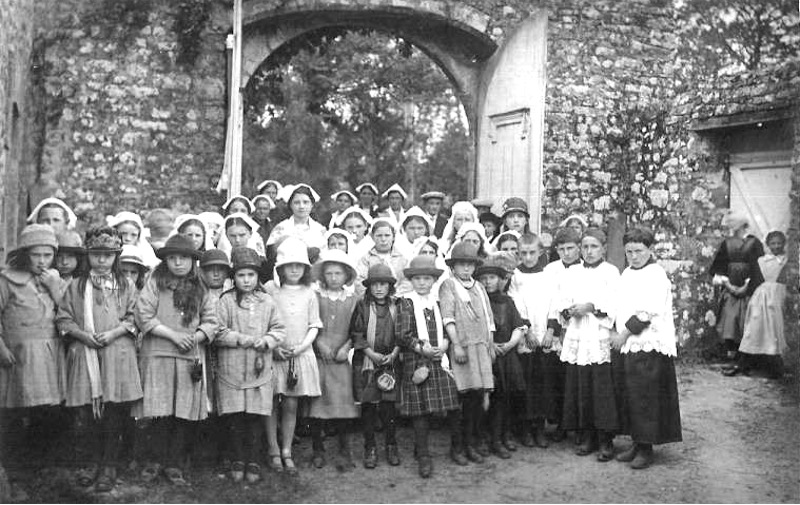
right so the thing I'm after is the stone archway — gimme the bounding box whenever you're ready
[241,0,496,127]
[238,0,547,229]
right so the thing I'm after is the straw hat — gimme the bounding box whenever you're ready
[312,248,357,285]
[274,237,311,268]
[421,191,445,201]
[56,230,85,255]
[403,255,444,279]
[156,235,202,260]
[362,263,396,287]
[445,242,482,267]
[119,244,146,267]
[230,247,261,273]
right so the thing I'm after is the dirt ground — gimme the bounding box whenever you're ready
[6,362,800,503]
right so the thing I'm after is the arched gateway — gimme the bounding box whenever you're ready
[233,0,547,231]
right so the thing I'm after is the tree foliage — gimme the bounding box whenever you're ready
[242,29,471,205]
[674,0,800,80]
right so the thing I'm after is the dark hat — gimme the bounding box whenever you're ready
[200,248,230,269]
[478,212,502,227]
[156,234,201,260]
[231,247,261,273]
[501,197,529,218]
[475,252,511,278]
[56,230,85,255]
[362,263,396,287]
[85,228,123,252]
[403,255,444,279]
[445,241,483,267]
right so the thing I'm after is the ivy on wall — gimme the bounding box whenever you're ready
[174,0,211,66]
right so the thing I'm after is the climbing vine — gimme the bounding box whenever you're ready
[175,0,211,66]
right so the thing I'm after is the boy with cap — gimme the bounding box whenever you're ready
[421,191,448,239]
[199,249,232,298]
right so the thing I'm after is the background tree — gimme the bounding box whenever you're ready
[242,28,471,211]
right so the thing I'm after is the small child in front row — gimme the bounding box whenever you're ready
[350,264,401,469]
[476,253,526,459]
[214,247,286,484]
[134,234,219,485]
[264,237,322,474]
[555,228,620,462]
[611,227,681,469]
[396,255,462,479]
[439,242,495,464]
[309,249,360,470]
[56,227,142,492]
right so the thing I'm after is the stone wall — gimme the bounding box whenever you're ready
[5,0,797,359]
[0,0,36,262]
[33,0,229,228]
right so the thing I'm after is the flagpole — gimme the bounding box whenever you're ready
[219,0,243,197]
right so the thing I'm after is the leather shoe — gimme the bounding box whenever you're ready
[418,456,432,478]
[386,444,401,466]
[521,431,536,447]
[615,444,638,462]
[449,448,468,466]
[533,427,549,448]
[490,441,511,459]
[465,446,484,463]
[630,445,653,469]
[363,446,377,469]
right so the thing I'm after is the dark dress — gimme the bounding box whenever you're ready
[709,236,764,343]
[486,292,526,397]
[351,298,399,403]
[395,298,459,417]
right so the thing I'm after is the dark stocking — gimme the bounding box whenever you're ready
[100,403,130,469]
[412,415,430,457]
[379,401,397,446]
[362,404,378,448]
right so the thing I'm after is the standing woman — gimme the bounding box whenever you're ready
[56,227,142,492]
[709,212,764,361]
[268,184,327,251]
[0,224,65,463]
[134,235,219,485]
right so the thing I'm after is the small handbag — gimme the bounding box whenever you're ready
[376,368,396,392]
[411,365,430,385]
[286,358,298,390]
[190,358,203,383]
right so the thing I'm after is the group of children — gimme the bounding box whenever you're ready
[0,187,685,494]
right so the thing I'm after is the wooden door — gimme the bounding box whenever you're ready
[475,11,547,232]
[729,150,792,239]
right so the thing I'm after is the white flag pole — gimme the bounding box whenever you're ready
[220,0,243,197]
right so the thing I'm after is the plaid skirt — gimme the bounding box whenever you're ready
[398,351,459,417]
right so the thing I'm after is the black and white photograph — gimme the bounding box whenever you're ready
[0,0,797,502]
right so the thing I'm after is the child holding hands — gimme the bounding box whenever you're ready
[351,264,401,469]
[264,237,322,474]
[56,227,142,492]
[439,242,495,463]
[134,234,219,485]
[309,250,360,470]
[214,247,286,483]
[475,253,526,459]
[556,228,621,462]
[396,255,462,478]
[612,227,681,469]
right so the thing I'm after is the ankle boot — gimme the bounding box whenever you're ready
[616,443,638,462]
[596,431,614,462]
[575,431,597,456]
[630,444,653,469]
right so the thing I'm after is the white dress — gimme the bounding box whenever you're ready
[739,254,788,355]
